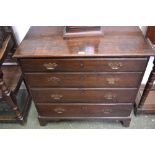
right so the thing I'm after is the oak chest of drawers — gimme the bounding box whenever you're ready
[14,26,155,127]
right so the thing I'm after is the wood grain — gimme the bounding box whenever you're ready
[25,72,143,88]
[13,26,154,126]
[31,88,137,103]
[20,58,148,72]
[36,103,132,117]
[13,26,155,58]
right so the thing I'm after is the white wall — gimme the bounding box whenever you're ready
[12,26,154,84]
[12,26,30,44]
[140,26,147,35]
[141,56,154,84]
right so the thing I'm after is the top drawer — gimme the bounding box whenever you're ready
[20,58,148,72]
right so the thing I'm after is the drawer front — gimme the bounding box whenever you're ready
[31,88,137,103]
[36,103,132,117]
[20,58,148,72]
[25,72,142,88]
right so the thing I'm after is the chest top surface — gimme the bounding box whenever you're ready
[14,26,155,58]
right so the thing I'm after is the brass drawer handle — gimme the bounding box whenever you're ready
[106,78,120,85]
[48,77,61,82]
[104,93,116,100]
[101,109,112,114]
[43,63,58,70]
[54,108,65,114]
[51,94,63,100]
[108,62,123,70]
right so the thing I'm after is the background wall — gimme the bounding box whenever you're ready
[12,26,30,44]
[12,26,154,84]
[140,26,148,35]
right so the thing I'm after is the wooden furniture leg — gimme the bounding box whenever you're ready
[0,70,24,124]
[38,116,48,126]
[120,118,131,127]
[137,58,155,109]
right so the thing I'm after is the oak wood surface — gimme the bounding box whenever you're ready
[146,26,155,45]
[0,35,11,64]
[13,26,154,126]
[36,103,132,117]
[2,66,22,92]
[25,72,143,88]
[0,27,31,124]
[138,57,155,109]
[31,88,137,103]
[20,58,148,72]
[136,88,155,114]
[14,26,155,58]
[141,91,155,113]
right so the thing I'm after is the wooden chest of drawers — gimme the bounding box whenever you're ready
[14,27,155,127]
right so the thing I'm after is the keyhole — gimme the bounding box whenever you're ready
[80,63,84,68]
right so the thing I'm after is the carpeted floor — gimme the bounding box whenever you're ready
[0,102,155,129]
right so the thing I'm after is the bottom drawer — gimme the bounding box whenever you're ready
[36,103,132,117]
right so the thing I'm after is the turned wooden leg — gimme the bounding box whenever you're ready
[39,121,47,126]
[0,72,24,123]
[120,119,131,127]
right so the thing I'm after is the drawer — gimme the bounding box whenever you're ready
[31,88,137,103]
[25,72,142,88]
[20,58,148,72]
[36,103,132,117]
